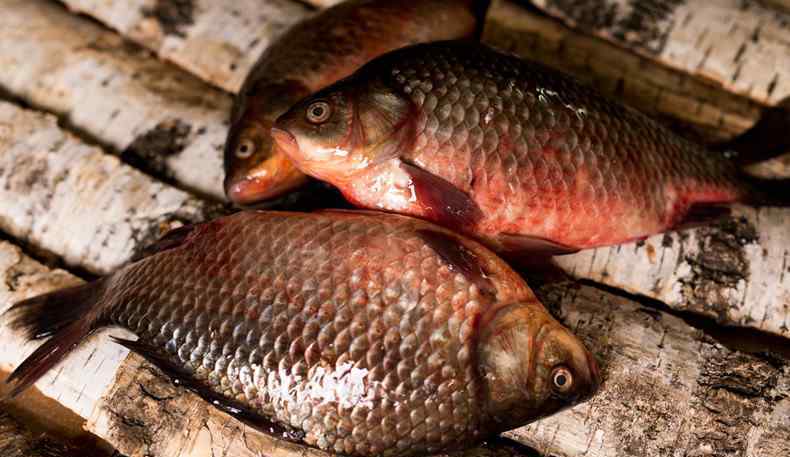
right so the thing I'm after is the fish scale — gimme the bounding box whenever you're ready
[5,211,599,456]
[103,212,495,454]
[275,41,749,252]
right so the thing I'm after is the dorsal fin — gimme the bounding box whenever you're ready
[134,224,196,260]
[416,228,495,297]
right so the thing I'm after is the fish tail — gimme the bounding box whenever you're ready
[716,97,790,167]
[2,279,109,399]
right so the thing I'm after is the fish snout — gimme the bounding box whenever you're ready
[224,151,308,205]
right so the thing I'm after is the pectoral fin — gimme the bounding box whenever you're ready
[401,161,483,230]
[496,233,580,257]
[416,229,496,297]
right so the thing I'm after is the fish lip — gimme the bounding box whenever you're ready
[270,127,299,159]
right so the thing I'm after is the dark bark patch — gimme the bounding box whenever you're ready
[679,216,757,322]
[122,119,192,181]
[142,0,195,38]
[540,0,685,53]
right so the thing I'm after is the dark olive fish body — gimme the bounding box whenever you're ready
[274,41,784,253]
[225,0,489,205]
[4,211,598,456]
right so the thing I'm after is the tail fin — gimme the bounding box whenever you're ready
[464,0,491,39]
[2,279,108,399]
[715,97,790,167]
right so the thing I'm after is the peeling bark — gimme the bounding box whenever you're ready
[0,102,224,274]
[530,0,790,106]
[59,0,310,93]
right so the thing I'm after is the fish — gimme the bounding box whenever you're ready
[224,0,491,205]
[272,40,790,255]
[3,210,599,457]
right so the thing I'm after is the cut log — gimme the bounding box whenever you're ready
[529,0,790,106]
[1,240,787,457]
[59,0,310,94]
[0,0,231,200]
[484,0,763,142]
[0,101,222,275]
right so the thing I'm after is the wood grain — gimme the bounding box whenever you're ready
[529,0,790,106]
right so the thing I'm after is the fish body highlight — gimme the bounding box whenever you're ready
[3,210,598,457]
[224,0,489,205]
[273,41,781,253]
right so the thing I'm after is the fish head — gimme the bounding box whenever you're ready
[478,302,600,432]
[224,83,310,205]
[273,77,413,183]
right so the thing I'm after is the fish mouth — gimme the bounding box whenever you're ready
[224,153,309,205]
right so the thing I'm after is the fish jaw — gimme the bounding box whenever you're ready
[224,147,309,205]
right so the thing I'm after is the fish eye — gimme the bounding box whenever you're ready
[235,139,256,159]
[306,101,332,124]
[551,366,574,394]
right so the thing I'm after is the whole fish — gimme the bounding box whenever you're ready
[272,41,789,254]
[224,0,490,205]
[4,211,599,457]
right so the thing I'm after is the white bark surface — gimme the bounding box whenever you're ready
[530,0,790,106]
[0,102,218,275]
[0,0,231,200]
[59,0,310,93]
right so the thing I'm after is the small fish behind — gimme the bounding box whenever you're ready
[272,40,790,254]
[224,0,491,205]
[3,210,598,457]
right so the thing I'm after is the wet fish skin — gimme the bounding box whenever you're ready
[4,211,598,457]
[273,41,758,252]
[224,0,488,205]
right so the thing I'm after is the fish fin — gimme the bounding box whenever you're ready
[416,229,496,297]
[134,224,196,260]
[3,280,108,399]
[112,337,306,444]
[715,96,790,166]
[464,0,491,39]
[674,203,732,230]
[496,234,580,257]
[400,160,483,230]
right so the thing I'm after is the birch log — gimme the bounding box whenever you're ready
[484,0,763,142]
[0,102,222,275]
[0,0,231,200]
[59,0,310,94]
[529,0,790,106]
